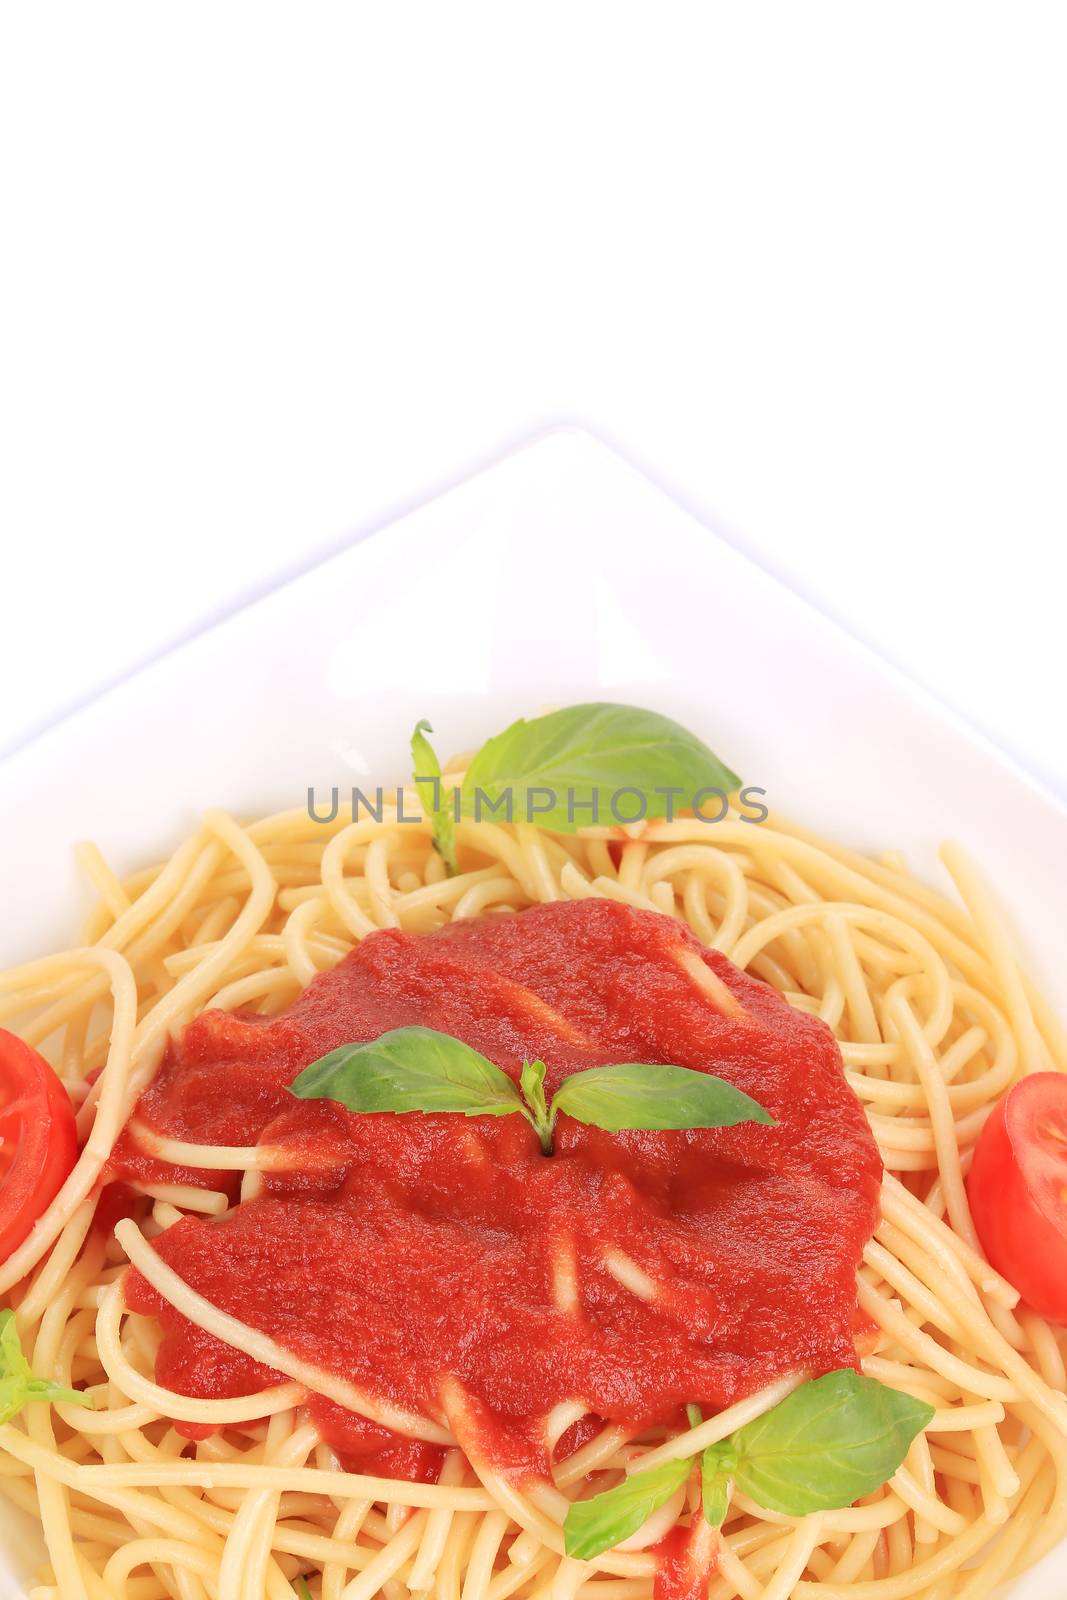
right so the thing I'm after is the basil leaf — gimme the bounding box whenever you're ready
[461,703,740,834]
[730,1370,935,1516]
[292,1580,313,1600]
[411,720,457,873]
[552,1063,774,1132]
[564,1457,690,1560]
[290,1027,524,1119]
[700,1441,737,1528]
[0,1309,92,1426]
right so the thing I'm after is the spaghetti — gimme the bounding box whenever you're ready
[1,768,1066,1600]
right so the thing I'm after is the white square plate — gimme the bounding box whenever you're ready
[2,428,1065,1596]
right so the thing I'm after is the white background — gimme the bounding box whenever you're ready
[2,3,1065,799]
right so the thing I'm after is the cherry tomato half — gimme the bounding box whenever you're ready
[968,1072,1067,1325]
[0,1028,78,1265]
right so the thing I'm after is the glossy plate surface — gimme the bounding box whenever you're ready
[1,429,1064,1595]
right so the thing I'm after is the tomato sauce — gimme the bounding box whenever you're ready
[118,900,881,1488]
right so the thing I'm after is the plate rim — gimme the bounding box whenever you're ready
[3,424,1065,833]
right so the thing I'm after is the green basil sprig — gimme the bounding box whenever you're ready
[290,1026,773,1155]
[411,719,458,872]
[563,1372,934,1558]
[412,704,741,871]
[0,1308,94,1427]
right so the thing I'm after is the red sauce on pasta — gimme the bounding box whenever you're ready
[118,900,881,1492]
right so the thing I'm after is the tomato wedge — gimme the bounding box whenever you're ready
[968,1072,1067,1325]
[0,1029,78,1264]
